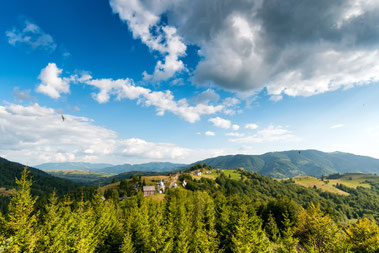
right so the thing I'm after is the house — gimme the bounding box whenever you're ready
[172,182,177,188]
[205,171,212,174]
[163,178,169,183]
[194,170,202,176]
[182,180,187,187]
[157,180,165,193]
[143,186,156,196]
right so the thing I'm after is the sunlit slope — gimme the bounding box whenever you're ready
[193,150,379,178]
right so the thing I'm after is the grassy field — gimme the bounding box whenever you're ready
[293,177,350,195]
[145,194,166,202]
[328,173,378,188]
[192,169,241,180]
[292,173,378,195]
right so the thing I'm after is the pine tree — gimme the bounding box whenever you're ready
[231,205,270,252]
[277,212,298,253]
[265,211,279,242]
[39,191,70,252]
[120,231,135,253]
[5,167,39,252]
[71,196,98,253]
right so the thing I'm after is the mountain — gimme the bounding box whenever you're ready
[95,162,185,174]
[191,150,379,178]
[45,170,115,183]
[0,157,81,196]
[35,162,113,171]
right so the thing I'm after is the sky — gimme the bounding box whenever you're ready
[1,0,379,166]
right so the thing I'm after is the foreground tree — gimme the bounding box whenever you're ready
[345,218,379,253]
[5,167,39,252]
[295,202,346,252]
[231,205,270,252]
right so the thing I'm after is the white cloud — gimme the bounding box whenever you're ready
[87,78,224,123]
[232,124,240,131]
[36,63,70,99]
[6,20,56,52]
[205,131,215,136]
[230,125,298,143]
[226,132,244,137]
[330,124,344,129]
[85,77,149,103]
[209,117,231,129]
[36,63,224,123]
[110,0,186,81]
[245,123,259,130]
[0,103,226,164]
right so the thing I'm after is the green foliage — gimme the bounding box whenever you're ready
[345,218,379,252]
[0,168,378,253]
[5,167,39,252]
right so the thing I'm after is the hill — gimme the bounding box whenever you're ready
[95,162,185,174]
[35,162,113,171]
[0,157,81,213]
[192,150,379,178]
[0,157,80,195]
[45,170,115,183]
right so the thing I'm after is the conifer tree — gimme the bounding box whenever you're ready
[231,205,270,252]
[6,167,39,252]
[277,212,298,253]
[130,196,151,252]
[120,231,135,253]
[265,211,279,242]
[39,191,71,252]
[71,197,98,252]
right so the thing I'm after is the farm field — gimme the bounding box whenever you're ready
[292,173,378,195]
[192,169,242,180]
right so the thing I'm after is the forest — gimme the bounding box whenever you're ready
[0,167,378,252]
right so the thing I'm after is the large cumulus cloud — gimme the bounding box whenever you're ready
[111,0,379,98]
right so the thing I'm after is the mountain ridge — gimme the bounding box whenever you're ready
[190,149,379,178]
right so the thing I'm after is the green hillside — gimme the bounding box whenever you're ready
[0,157,81,195]
[45,170,115,183]
[192,150,379,178]
[0,157,81,212]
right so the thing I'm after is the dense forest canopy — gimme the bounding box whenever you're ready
[0,167,378,252]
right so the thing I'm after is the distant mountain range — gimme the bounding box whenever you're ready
[33,150,379,180]
[193,150,379,178]
[95,162,185,174]
[36,161,185,174]
[35,162,114,171]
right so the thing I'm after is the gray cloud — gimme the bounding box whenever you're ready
[112,0,379,97]
[13,87,36,103]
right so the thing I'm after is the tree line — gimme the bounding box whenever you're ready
[0,167,378,252]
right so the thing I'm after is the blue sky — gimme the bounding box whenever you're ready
[1,0,379,165]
